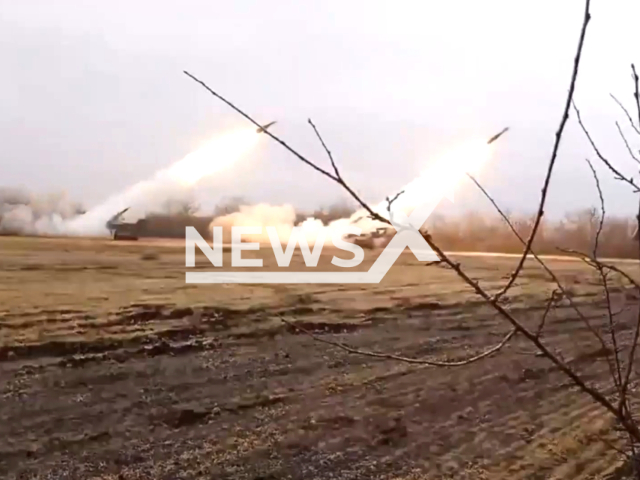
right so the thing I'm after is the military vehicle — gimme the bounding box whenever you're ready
[106,207,147,240]
[344,226,393,249]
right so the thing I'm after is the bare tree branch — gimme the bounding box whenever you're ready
[561,247,640,425]
[616,121,640,165]
[561,252,640,291]
[308,118,342,179]
[386,190,405,224]
[184,71,390,226]
[184,72,336,182]
[495,0,592,300]
[573,102,640,192]
[615,65,640,422]
[586,158,606,255]
[585,157,623,390]
[386,190,404,209]
[535,289,559,338]
[468,172,612,355]
[186,0,640,443]
[633,64,640,131]
[421,232,640,439]
[611,93,640,136]
[278,314,516,367]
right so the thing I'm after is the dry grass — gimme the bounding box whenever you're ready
[1,235,639,479]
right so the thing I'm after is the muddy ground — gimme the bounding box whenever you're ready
[1,236,639,479]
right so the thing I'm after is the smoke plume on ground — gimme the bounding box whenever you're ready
[2,133,490,242]
[0,188,85,235]
[1,128,259,237]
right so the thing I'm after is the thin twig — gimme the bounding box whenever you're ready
[386,190,405,223]
[308,119,342,179]
[184,71,389,226]
[616,121,640,165]
[586,157,623,389]
[562,247,640,423]
[421,232,640,440]
[619,65,640,423]
[632,64,640,132]
[279,314,516,367]
[468,172,612,356]
[560,251,640,290]
[611,93,640,136]
[536,289,559,338]
[387,190,405,208]
[495,0,592,300]
[586,159,606,255]
[573,102,639,192]
[620,200,640,416]
[185,0,640,441]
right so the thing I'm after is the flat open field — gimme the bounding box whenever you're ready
[1,236,639,479]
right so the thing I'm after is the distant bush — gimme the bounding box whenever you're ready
[428,208,637,259]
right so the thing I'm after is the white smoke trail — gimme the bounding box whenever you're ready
[209,138,492,246]
[1,128,260,237]
[2,132,491,243]
[64,127,260,236]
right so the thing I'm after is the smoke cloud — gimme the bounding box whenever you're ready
[0,131,491,245]
[0,188,85,235]
[207,202,392,247]
[0,127,258,237]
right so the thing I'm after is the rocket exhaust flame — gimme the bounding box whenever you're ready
[210,133,503,246]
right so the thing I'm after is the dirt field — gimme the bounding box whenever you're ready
[1,235,639,479]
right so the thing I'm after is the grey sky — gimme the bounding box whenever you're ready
[1,0,639,219]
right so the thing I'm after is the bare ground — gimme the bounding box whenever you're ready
[1,236,639,479]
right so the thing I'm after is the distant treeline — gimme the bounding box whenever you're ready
[138,204,638,260]
[1,190,636,258]
[427,209,637,259]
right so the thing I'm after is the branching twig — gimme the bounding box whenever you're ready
[386,190,404,209]
[421,232,640,439]
[185,0,640,443]
[386,190,405,223]
[621,191,640,417]
[184,71,390,226]
[586,157,623,390]
[468,172,612,356]
[574,102,640,192]
[562,247,640,423]
[308,119,341,179]
[607,66,640,423]
[561,251,640,291]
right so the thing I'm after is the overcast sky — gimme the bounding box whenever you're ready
[1,0,640,219]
